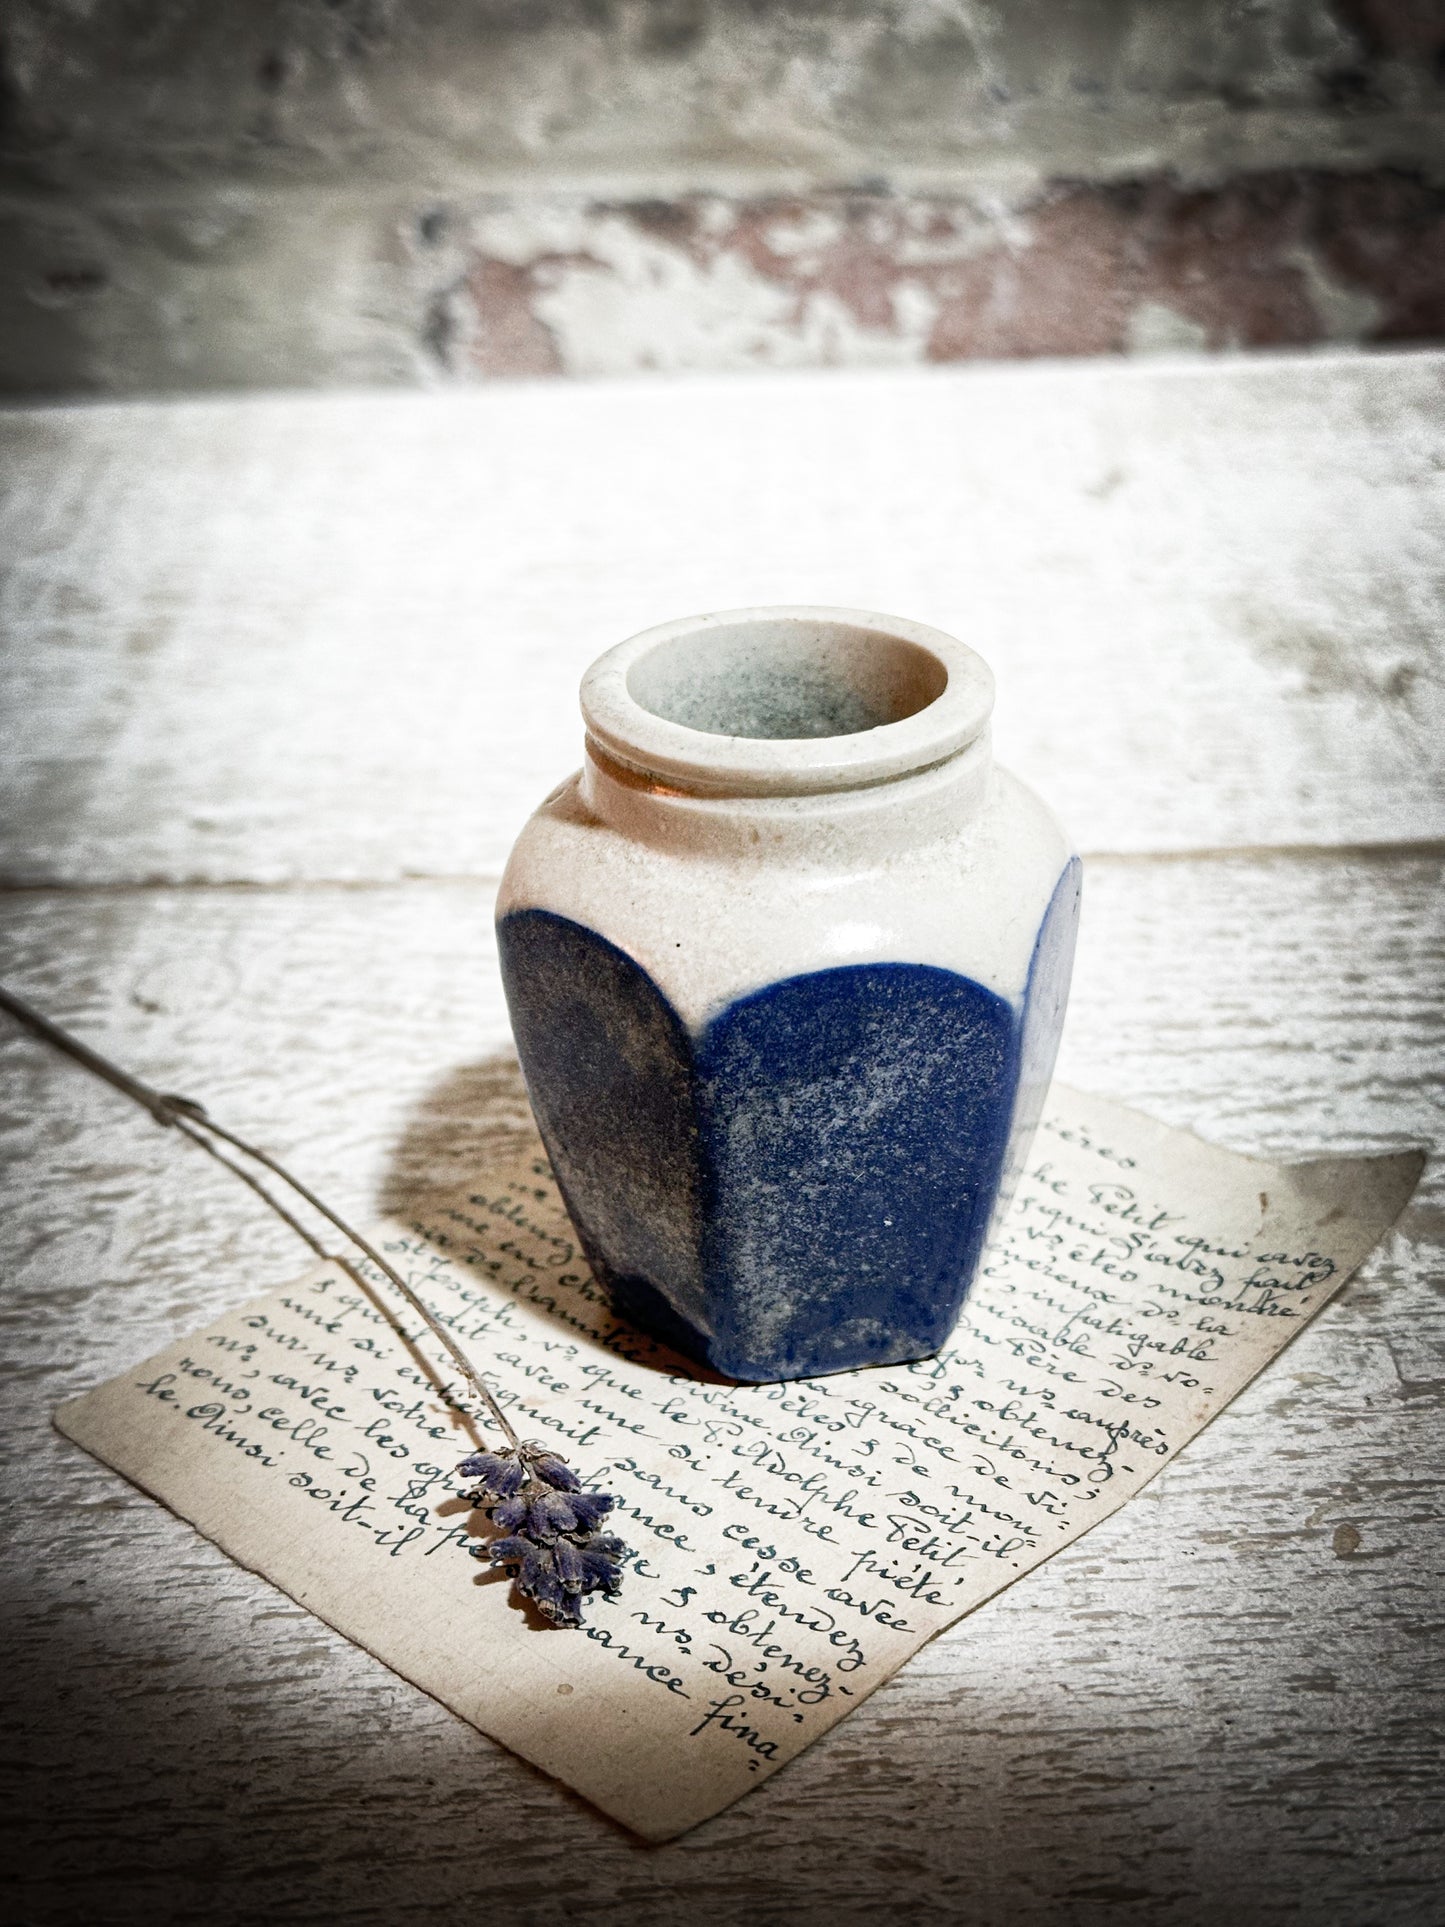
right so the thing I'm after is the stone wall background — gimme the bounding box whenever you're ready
[1,0,1443,395]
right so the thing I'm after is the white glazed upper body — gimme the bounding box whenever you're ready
[496,608,1074,1031]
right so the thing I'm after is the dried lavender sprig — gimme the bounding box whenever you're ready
[461,1446,629,1627]
[175,1122,632,1624]
[1,984,633,1623]
[0,981,519,1449]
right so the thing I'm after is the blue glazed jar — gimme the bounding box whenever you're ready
[498,608,1079,1382]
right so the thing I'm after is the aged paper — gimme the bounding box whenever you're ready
[56,1086,1422,1840]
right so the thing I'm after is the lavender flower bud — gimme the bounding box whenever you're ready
[578,1542,626,1597]
[568,1491,614,1531]
[458,1451,526,1498]
[533,1454,582,1491]
[527,1490,580,1540]
[553,1538,585,1591]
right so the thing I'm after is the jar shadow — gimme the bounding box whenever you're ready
[376,1049,717,1383]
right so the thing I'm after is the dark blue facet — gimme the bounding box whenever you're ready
[498,870,1078,1381]
[695,965,1014,1377]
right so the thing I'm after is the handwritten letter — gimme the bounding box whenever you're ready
[56,1086,1421,1839]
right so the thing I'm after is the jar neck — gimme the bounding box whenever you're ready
[578,729,995,863]
[574,607,998,863]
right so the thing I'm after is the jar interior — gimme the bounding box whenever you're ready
[625,617,949,741]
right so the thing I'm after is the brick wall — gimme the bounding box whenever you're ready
[2,0,1443,394]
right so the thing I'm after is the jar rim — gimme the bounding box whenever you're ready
[580,606,995,798]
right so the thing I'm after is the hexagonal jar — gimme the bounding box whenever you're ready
[497,607,1080,1383]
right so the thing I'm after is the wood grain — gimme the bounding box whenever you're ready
[3,352,1439,1922]
[2,849,1439,1924]
[2,351,1443,887]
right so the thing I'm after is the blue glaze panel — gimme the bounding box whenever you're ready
[993,855,1084,1216]
[499,891,1077,1382]
[696,966,1013,1378]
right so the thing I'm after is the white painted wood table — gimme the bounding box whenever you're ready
[1,352,1441,1926]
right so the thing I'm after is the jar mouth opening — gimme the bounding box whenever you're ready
[627,615,949,740]
[581,607,994,798]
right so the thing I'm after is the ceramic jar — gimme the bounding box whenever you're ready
[497,607,1080,1383]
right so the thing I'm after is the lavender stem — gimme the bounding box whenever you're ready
[0,981,521,1451]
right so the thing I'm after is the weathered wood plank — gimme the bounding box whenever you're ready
[2,351,1443,887]
[1,849,1438,1923]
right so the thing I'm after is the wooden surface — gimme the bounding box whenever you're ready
[1,351,1441,1925]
